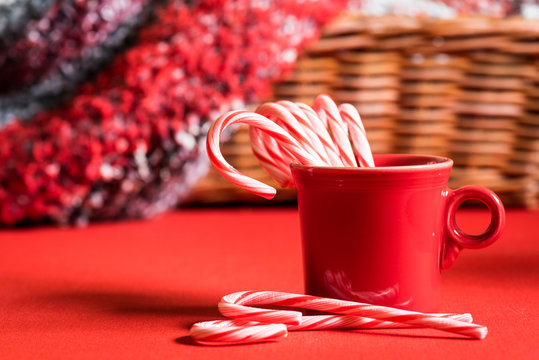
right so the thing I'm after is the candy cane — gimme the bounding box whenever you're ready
[287,313,473,331]
[275,100,343,166]
[219,291,487,340]
[207,110,319,199]
[190,314,473,345]
[206,95,375,198]
[190,320,288,345]
[248,127,294,187]
[339,103,375,167]
[295,102,345,166]
[313,94,358,167]
[296,103,345,166]
[256,102,326,165]
[189,291,484,345]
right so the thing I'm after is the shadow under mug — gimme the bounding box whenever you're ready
[291,154,505,312]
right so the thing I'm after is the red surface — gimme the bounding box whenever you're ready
[292,154,505,311]
[0,207,538,359]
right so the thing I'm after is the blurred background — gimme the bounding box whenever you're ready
[1,0,539,227]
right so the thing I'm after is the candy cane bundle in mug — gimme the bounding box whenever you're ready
[206,95,505,312]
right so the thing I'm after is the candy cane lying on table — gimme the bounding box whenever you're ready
[190,320,288,346]
[189,291,485,345]
[206,95,375,199]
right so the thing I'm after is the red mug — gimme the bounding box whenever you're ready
[291,154,505,312]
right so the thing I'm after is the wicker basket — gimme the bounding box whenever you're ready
[188,15,539,208]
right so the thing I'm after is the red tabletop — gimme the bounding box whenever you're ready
[1,207,538,359]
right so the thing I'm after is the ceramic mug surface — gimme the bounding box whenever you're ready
[291,154,505,312]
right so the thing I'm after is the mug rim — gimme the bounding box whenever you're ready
[290,154,453,173]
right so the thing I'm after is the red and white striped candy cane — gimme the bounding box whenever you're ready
[189,291,482,345]
[218,291,487,340]
[287,313,473,331]
[206,94,375,199]
[207,110,319,199]
[248,127,295,187]
[339,103,375,167]
[190,320,288,346]
[313,94,358,167]
[256,102,327,166]
[190,312,473,345]
[295,102,345,166]
[273,100,344,166]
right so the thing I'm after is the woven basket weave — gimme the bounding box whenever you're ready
[187,15,539,208]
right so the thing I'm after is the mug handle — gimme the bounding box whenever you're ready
[441,185,505,270]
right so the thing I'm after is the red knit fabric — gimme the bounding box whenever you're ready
[0,0,347,226]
